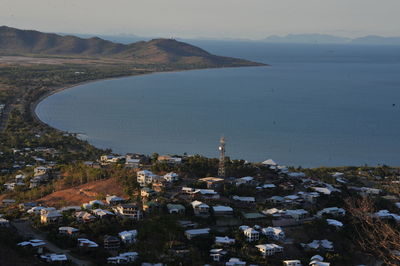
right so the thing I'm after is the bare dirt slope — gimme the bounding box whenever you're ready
[37,177,126,206]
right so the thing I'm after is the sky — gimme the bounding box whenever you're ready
[1,0,400,39]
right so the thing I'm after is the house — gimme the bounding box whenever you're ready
[143,201,160,213]
[213,205,233,216]
[263,184,277,189]
[107,252,138,264]
[34,166,49,176]
[262,159,278,167]
[268,196,285,204]
[301,240,334,251]
[255,243,283,256]
[141,187,156,198]
[104,235,120,251]
[18,239,46,254]
[309,255,330,266]
[152,182,165,193]
[262,208,285,217]
[0,218,10,227]
[78,238,98,249]
[119,230,137,244]
[374,210,400,222]
[163,172,179,182]
[106,195,125,205]
[232,196,255,203]
[75,211,96,222]
[191,201,210,216]
[215,236,235,245]
[157,155,182,164]
[243,227,260,242]
[241,212,267,224]
[285,209,309,220]
[283,260,302,266]
[226,257,246,266]
[100,155,124,164]
[192,189,220,199]
[235,176,254,186]
[19,202,37,211]
[167,204,186,214]
[60,206,81,212]
[286,172,306,178]
[326,219,343,228]
[210,249,227,262]
[137,170,159,187]
[59,226,79,237]
[316,207,345,218]
[125,158,140,168]
[198,177,224,189]
[262,226,285,240]
[114,204,143,220]
[185,228,210,240]
[40,211,62,224]
[2,199,16,206]
[83,200,105,209]
[92,208,115,218]
[40,254,68,263]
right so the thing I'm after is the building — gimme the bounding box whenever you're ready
[0,218,10,227]
[210,249,227,262]
[106,195,125,205]
[185,228,210,240]
[114,204,143,220]
[232,196,255,203]
[191,201,210,216]
[167,204,186,214]
[283,260,302,266]
[59,226,79,237]
[141,187,156,198]
[215,236,235,245]
[104,235,121,251]
[107,252,138,264]
[316,207,345,218]
[243,227,260,242]
[163,172,179,182]
[34,166,49,176]
[198,177,224,189]
[285,209,309,220]
[255,243,284,256]
[40,211,62,224]
[212,205,234,216]
[137,170,159,187]
[75,211,96,222]
[78,238,98,249]
[262,226,285,240]
[157,155,182,164]
[119,230,137,244]
[40,254,68,263]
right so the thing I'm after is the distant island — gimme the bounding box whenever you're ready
[262,33,400,45]
[0,26,264,69]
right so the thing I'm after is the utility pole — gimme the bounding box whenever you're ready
[218,136,226,177]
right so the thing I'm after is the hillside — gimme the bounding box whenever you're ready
[0,26,264,68]
[36,177,126,207]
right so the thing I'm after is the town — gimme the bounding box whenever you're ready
[1,135,400,265]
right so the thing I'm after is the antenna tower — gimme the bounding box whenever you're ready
[218,136,226,177]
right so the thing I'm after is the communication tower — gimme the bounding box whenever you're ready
[218,137,226,177]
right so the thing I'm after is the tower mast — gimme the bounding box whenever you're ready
[218,136,226,177]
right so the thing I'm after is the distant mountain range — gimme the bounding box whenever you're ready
[0,26,263,68]
[262,34,400,45]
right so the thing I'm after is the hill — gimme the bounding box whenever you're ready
[0,26,264,68]
[36,177,126,207]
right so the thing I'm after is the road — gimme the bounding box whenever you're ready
[12,219,92,266]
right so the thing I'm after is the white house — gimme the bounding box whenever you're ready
[215,236,235,245]
[283,260,302,266]
[41,211,62,224]
[210,249,227,262]
[191,201,210,216]
[78,238,98,248]
[137,170,159,186]
[262,226,285,240]
[243,227,259,242]
[316,207,345,218]
[40,254,68,263]
[107,252,138,264]
[113,204,143,220]
[226,258,246,266]
[118,230,137,244]
[255,243,283,256]
[163,172,179,182]
[106,195,125,205]
[59,226,79,236]
[301,240,334,251]
[285,209,309,220]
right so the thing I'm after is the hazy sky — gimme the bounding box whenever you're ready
[1,0,400,39]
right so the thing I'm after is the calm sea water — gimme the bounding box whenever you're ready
[36,42,400,167]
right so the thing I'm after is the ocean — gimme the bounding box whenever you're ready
[36,41,400,167]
